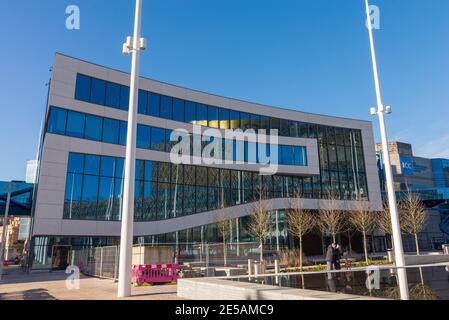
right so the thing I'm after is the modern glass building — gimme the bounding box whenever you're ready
[30,54,382,268]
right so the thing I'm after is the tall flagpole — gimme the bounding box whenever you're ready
[117,0,146,298]
[364,0,409,300]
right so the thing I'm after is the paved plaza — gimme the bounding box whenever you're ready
[0,266,181,300]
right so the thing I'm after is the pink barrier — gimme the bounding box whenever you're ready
[131,263,179,285]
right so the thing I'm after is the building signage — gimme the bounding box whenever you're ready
[400,156,414,176]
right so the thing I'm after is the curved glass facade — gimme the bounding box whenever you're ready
[57,72,369,222]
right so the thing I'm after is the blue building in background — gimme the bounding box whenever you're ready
[377,142,449,250]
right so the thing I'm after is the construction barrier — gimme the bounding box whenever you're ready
[131,263,179,286]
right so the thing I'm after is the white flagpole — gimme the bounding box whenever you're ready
[364,0,409,300]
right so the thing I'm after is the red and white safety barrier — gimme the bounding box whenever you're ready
[131,263,179,286]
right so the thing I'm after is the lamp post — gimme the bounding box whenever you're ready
[117,0,147,298]
[364,0,409,300]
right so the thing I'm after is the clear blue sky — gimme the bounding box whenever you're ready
[0,0,448,181]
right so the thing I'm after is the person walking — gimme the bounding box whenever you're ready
[325,242,337,280]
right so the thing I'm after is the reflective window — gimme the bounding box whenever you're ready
[280,119,289,137]
[85,115,103,141]
[196,104,208,126]
[229,110,240,129]
[102,118,119,144]
[270,118,280,133]
[219,108,229,129]
[138,90,148,115]
[119,85,130,111]
[119,121,127,146]
[148,93,160,117]
[100,156,116,177]
[184,101,196,124]
[84,155,100,175]
[240,113,251,130]
[173,99,185,122]
[105,82,121,109]
[68,153,84,174]
[260,116,270,132]
[151,127,166,151]
[90,78,106,105]
[81,175,99,220]
[160,95,173,120]
[48,107,67,135]
[66,111,85,138]
[208,106,219,128]
[75,74,91,102]
[137,124,151,149]
[251,114,261,131]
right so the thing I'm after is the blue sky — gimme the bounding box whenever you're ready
[0,0,448,181]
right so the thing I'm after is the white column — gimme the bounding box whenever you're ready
[364,0,409,300]
[117,0,143,298]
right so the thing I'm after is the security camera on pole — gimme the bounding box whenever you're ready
[364,0,409,300]
[117,0,147,298]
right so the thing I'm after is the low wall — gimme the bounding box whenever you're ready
[405,254,449,266]
[177,278,386,300]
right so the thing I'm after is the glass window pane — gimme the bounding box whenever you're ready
[240,112,251,130]
[48,107,67,135]
[208,106,219,128]
[64,173,83,218]
[160,95,173,120]
[66,111,85,138]
[229,110,240,129]
[90,78,106,105]
[84,155,100,175]
[136,160,145,181]
[68,153,84,174]
[289,121,299,137]
[75,74,91,102]
[120,85,130,111]
[279,119,289,136]
[148,93,160,117]
[100,156,116,177]
[270,118,280,133]
[81,175,99,219]
[115,158,124,179]
[219,108,229,129]
[150,127,166,151]
[119,121,127,146]
[138,90,148,115]
[102,118,119,144]
[251,114,261,131]
[196,104,208,126]
[299,122,308,138]
[137,124,151,149]
[145,161,156,181]
[185,101,196,124]
[173,99,185,122]
[85,115,103,141]
[260,116,270,132]
[97,177,114,220]
[105,82,121,109]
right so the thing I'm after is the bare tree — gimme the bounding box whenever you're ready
[400,190,427,255]
[317,191,345,244]
[286,193,315,271]
[349,201,377,265]
[247,188,272,262]
[216,208,231,267]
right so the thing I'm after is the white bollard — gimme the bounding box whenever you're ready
[248,259,253,280]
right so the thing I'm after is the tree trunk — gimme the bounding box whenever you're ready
[363,231,369,265]
[332,233,336,243]
[223,242,227,266]
[414,233,420,256]
[347,231,353,256]
[259,240,263,262]
[299,236,303,272]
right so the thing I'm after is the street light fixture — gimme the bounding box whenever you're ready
[364,0,409,300]
[117,0,146,298]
